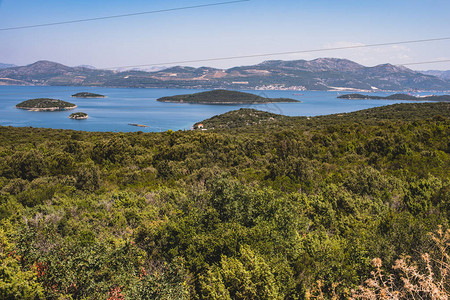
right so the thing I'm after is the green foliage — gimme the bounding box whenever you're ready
[200,246,282,299]
[126,258,190,300]
[0,229,45,299]
[0,102,448,299]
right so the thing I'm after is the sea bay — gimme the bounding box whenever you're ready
[0,85,438,132]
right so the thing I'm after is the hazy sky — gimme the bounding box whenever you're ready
[1,0,449,70]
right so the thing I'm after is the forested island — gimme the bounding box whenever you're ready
[0,102,448,299]
[71,92,106,98]
[157,89,299,104]
[15,98,77,111]
[338,93,450,101]
[69,112,88,120]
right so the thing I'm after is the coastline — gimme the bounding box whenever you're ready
[71,96,106,98]
[157,100,301,104]
[16,105,77,111]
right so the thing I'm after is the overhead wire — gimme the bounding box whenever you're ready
[1,57,448,97]
[400,59,450,66]
[0,0,250,31]
[101,37,450,69]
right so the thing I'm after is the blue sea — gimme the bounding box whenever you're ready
[0,86,439,132]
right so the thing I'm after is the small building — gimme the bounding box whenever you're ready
[197,123,204,129]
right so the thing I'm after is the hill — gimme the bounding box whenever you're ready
[194,108,288,129]
[0,102,448,298]
[0,60,115,86]
[157,90,299,104]
[338,93,450,101]
[15,98,77,111]
[196,102,450,130]
[0,58,449,90]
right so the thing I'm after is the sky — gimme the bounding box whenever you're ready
[0,0,449,70]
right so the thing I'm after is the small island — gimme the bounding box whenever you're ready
[129,123,149,127]
[16,98,77,111]
[338,93,450,101]
[69,112,88,120]
[157,90,299,104]
[71,92,106,98]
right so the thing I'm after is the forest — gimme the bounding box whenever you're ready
[0,102,449,299]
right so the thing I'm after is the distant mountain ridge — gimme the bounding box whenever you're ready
[0,63,17,69]
[0,58,449,91]
[420,70,450,80]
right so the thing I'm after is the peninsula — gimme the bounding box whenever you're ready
[71,92,106,98]
[16,98,77,111]
[157,90,299,104]
[69,112,88,120]
[338,93,450,101]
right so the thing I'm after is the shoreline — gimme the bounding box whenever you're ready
[71,96,106,99]
[157,100,301,104]
[16,105,77,111]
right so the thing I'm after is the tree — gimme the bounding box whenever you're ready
[200,245,282,299]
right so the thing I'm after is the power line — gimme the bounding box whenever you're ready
[103,37,450,69]
[0,89,87,96]
[0,0,250,31]
[400,59,450,66]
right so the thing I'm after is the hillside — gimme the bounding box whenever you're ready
[157,89,298,104]
[0,102,448,299]
[338,93,450,101]
[196,102,450,130]
[1,58,449,90]
[194,108,288,129]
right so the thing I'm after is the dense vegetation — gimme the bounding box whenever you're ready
[338,93,450,101]
[69,112,88,120]
[15,98,77,110]
[157,90,299,104]
[71,92,106,98]
[194,108,288,129]
[0,102,448,299]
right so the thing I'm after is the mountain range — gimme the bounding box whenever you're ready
[0,58,449,91]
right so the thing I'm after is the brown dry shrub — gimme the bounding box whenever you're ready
[351,226,449,300]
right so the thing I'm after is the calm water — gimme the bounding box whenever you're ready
[0,86,438,132]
